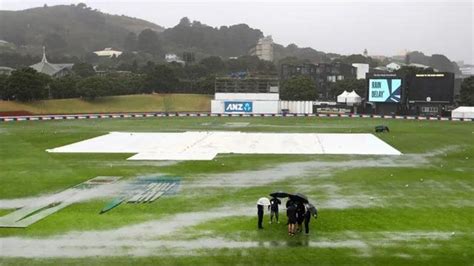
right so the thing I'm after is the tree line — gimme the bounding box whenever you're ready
[0,55,276,102]
[1,56,472,105]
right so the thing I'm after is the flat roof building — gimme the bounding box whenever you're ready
[93,48,123,58]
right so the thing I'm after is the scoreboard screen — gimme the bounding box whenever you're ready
[368,78,402,103]
[407,73,454,103]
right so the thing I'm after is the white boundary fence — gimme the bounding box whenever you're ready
[279,101,314,114]
[0,112,472,122]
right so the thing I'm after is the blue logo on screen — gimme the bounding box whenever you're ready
[224,101,253,112]
[369,79,402,103]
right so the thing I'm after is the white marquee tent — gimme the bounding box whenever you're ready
[337,90,361,104]
[337,90,350,103]
[346,90,362,104]
[452,106,474,119]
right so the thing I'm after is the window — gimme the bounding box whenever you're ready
[327,76,336,82]
[421,106,438,113]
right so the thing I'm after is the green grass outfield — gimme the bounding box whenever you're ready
[0,94,212,114]
[0,117,473,265]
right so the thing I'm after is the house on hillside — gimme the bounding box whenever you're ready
[165,54,185,65]
[0,66,14,75]
[30,47,73,78]
[386,62,437,72]
[408,63,436,70]
[93,48,123,58]
[386,62,402,71]
[0,40,11,46]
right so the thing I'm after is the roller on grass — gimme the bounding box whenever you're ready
[100,197,126,214]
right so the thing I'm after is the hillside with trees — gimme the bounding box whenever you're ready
[0,54,279,102]
[274,44,333,64]
[160,17,264,58]
[0,3,164,56]
[0,4,338,65]
[405,51,461,74]
[1,3,462,76]
[0,3,465,105]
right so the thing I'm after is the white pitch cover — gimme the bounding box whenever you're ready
[47,131,402,160]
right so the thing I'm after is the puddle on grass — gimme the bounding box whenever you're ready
[184,148,453,188]
[105,161,180,167]
[0,146,462,210]
[224,122,250,128]
[0,181,129,209]
[0,205,460,259]
[0,146,468,258]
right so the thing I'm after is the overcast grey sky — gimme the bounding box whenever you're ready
[1,0,473,63]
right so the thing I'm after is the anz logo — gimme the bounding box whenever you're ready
[224,101,253,112]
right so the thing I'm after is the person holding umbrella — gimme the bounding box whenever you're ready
[287,193,309,234]
[256,197,270,229]
[268,196,281,224]
[257,204,264,229]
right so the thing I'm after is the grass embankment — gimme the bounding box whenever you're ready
[0,117,473,265]
[0,94,212,115]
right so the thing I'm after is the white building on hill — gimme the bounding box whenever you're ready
[386,62,402,71]
[165,54,185,65]
[94,48,123,58]
[352,63,369,79]
[250,36,274,62]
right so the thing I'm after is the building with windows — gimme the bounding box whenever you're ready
[249,36,274,62]
[459,65,474,77]
[214,76,279,94]
[280,63,356,99]
[352,63,369,80]
[211,76,280,114]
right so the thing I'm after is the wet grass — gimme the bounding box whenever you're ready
[0,117,473,265]
[0,94,212,114]
[183,207,473,241]
[1,247,472,266]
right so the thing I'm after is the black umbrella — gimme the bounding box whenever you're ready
[270,191,291,198]
[289,193,309,203]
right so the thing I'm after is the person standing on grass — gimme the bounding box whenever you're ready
[296,202,305,233]
[286,203,297,235]
[269,197,281,224]
[257,204,264,229]
[303,204,311,234]
[285,199,293,226]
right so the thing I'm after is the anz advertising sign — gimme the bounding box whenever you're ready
[368,78,402,103]
[224,101,253,113]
